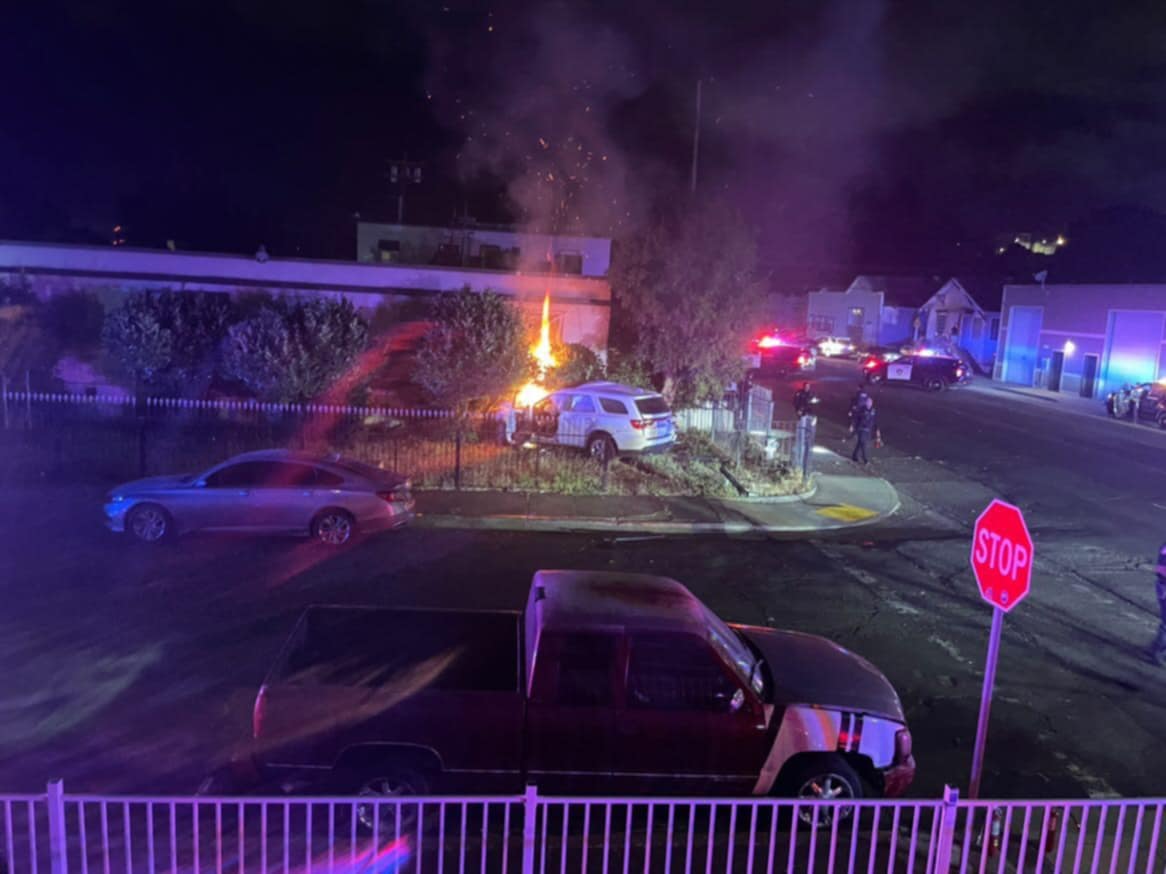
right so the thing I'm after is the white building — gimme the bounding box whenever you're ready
[356,221,612,278]
[0,240,613,353]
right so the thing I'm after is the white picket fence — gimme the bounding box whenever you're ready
[2,783,1163,874]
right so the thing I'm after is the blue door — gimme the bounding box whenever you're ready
[1003,306,1043,385]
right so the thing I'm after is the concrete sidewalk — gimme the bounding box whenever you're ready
[413,467,900,536]
[966,378,1110,419]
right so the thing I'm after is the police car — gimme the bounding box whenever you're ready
[864,353,970,390]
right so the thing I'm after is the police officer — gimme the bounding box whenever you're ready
[793,382,818,418]
[850,396,879,465]
[849,384,870,431]
[1148,542,1166,665]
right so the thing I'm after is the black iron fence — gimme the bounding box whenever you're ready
[0,390,803,494]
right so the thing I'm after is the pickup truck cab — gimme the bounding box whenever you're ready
[253,570,914,805]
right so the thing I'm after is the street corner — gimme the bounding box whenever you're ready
[798,473,902,531]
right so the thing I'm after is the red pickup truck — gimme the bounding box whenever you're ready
[252,570,915,804]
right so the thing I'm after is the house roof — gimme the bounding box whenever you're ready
[848,275,944,308]
[949,276,1004,312]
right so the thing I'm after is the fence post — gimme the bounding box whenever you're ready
[1,372,8,429]
[25,369,32,429]
[932,784,959,873]
[47,778,69,874]
[454,428,463,490]
[521,784,538,874]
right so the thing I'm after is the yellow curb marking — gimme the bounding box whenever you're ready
[816,504,878,522]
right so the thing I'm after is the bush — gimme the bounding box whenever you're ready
[221,298,369,402]
[413,289,532,411]
[102,291,232,392]
[549,342,605,388]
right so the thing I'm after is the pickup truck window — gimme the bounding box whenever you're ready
[535,632,617,707]
[628,633,737,712]
[699,606,765,697]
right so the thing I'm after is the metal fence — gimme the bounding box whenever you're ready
[0,391,799,493]
[3,783,1163,874]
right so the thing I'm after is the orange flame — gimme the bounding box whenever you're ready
[531,290,556,373]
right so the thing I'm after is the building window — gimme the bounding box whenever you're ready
[479,244,504,269]
[376,240,400,263]
[810,315,835,333]
[990,318,1000,341]
[557,252,583,274]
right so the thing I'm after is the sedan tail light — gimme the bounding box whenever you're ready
[378,487,412,503]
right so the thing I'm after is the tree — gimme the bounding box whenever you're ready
[548,342,605,388]
[221,298,368,402]
[101,290,232,391]
[610,204,767,404]
[413,289,532,410]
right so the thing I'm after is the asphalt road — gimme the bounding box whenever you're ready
[1,361,1163,802]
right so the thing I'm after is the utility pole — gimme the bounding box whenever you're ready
[690,80,702,195]
[385,156,424,224]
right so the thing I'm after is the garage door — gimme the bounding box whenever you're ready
[1002,306,1043,385]
[1102,310,1165,394]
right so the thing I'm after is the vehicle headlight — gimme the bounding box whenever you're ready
[107,494,126,504]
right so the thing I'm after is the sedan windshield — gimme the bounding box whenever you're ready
[700,605,764,697]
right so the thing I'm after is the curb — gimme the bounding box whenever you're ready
[414,478,898,536]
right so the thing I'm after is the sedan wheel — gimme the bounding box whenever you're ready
[127,504,169,543]
[312,510,354,546]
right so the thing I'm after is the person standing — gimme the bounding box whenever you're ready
[850,396,879,465]
[1148,542,1166,665]
[793,382,818,418]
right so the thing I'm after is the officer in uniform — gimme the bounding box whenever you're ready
[1148,542,1166,665]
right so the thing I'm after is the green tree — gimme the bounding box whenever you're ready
[549,342,605,388]
[414,289,532,410]
[610,204,766,404]
[221,298,369,402]
[101,290,232,391]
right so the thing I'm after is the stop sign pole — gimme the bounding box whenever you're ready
[968,499,1034,799]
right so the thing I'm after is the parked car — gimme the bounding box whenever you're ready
[1105,382,1166,427]
[864,353,970,390]
[252,570,915,807]
[505,381,675,461]
[815,336,857,358]
[104,449,414,545]
[752,342,817,377]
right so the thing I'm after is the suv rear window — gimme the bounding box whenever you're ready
[599,397,628,414]
[634,395,670,416]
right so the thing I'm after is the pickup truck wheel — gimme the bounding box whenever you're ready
[779,754,864,825]
[352,768,428,833]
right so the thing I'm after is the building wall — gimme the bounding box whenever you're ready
[878,306,917,346]
[0,240,612,352]
[805,289,884,344]
[356,223,612,277]
[996,283,1166,397]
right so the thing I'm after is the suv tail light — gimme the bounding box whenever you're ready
[797,354,808,366]
[864,358,879,369]
[630,419,647,430]
[894,728,912,762]
[252,687,267,738]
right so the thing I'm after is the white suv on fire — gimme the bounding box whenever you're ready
[506,381,676,461]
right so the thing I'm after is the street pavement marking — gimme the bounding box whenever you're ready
[816,504,878,522]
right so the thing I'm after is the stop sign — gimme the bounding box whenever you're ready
[970,499,1033,612]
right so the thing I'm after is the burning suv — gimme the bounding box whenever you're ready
[503,381,675,462]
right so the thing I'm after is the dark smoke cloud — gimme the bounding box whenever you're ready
[415,0,1166,275]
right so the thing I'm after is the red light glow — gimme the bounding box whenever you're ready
[757,335,783,349]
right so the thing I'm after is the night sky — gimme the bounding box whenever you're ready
[3,0,1166,281]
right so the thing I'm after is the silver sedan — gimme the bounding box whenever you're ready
[104,449,414,546]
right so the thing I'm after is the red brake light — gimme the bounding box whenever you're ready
[757,335,783,349]
[377,487,411,503]
[630,419,647,430]
[865,359,878,369]
[797,354,808,365]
